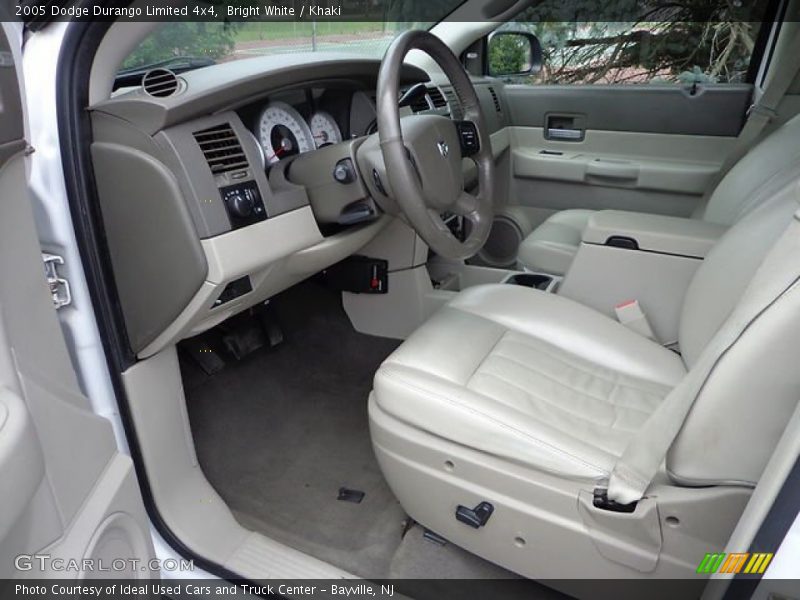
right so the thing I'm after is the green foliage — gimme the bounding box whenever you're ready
[488,34,529,76]
[496,0,767,85]
[122,22,240,69]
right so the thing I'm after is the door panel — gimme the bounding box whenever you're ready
[0,384,45,545]
[500,84,748,229]
[505,84,752,136]
[0,23,155,579]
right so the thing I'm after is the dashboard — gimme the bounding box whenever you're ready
[89,53,509,358]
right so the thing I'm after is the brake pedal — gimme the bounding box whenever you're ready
[221,318,266,361]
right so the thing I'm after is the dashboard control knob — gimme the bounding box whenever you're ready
[229,192,254,217]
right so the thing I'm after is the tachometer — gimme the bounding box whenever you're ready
[309,111,342,148]
[257,101,315,164]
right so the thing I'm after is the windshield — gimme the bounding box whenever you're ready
[121,5,463,74]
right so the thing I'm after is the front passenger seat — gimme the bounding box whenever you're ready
[369,178,800,579]
[516,113,800,275]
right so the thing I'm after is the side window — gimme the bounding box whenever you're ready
[489,4,770,85]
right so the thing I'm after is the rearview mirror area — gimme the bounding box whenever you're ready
[488,31,543,78]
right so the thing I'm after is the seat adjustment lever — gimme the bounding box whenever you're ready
[455,501,494,528]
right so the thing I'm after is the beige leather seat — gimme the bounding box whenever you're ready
[517,113,800,275]
[370,180,800,579]
[373,286,685,480]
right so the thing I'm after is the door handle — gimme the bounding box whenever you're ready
[547,128,583,141]
[545,113,585,142]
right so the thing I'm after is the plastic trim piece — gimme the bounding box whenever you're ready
[724,454,800,600]
[56,17,283,597]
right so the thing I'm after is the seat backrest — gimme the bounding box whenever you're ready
[700,113,800,225]
[670,180,800,487]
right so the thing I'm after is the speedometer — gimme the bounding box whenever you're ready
[257,101,315,164]
[309,111,342,148]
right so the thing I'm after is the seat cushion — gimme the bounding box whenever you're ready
[516,209,595,275]
[373,284,686,482]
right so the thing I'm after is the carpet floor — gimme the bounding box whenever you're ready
[183,280,405,578]
[182,279,573,596]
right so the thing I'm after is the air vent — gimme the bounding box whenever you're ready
[410,95,430,113]
[193,124,249,175]
[427,86,447,108]
[488,86,502,113]
[142,68,179,98]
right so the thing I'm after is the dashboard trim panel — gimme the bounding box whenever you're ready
[94,54,428,136]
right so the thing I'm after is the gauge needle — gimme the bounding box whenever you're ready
[267,147,286,161]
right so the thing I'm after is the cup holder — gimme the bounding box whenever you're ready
[506,273,553,290]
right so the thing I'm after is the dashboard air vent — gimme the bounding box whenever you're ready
[427,86,447,108]
[488,86,502,113]
[193,124,249,175]
[409,95,430,113]
[142,68,179,98]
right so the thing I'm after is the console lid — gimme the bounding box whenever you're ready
[582,210,727,258]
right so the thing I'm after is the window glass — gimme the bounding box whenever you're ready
[494,2,769,85]
[121,22,435,72]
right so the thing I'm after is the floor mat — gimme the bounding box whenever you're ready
[183,280,405,578]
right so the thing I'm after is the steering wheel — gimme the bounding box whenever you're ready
[372,30,495,260]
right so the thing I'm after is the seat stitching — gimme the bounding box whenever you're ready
[472,367,606,423]
[490,348,629,410]
[379,366,611,475]
[498,333,672,400]
[499,335,647,391]
[471,370,643,434]
[500,335,621,382]
[489,347,660,415]
[466,329,507,381]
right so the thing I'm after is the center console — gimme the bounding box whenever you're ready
[559,210,728,344]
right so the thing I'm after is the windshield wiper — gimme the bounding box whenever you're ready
[114,56,216,89]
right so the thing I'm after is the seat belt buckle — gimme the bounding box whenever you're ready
[614,300,655,340]
[592,488,637,513]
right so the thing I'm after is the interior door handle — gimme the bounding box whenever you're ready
[547,128,583,141]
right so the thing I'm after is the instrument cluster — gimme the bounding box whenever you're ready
[245,84,378,168]
[257,101,342,165]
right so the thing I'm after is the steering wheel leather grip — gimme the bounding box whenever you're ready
[373,30,495,260]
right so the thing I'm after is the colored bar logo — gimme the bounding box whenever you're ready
[696,552,774,574]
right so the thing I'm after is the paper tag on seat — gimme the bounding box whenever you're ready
[615,300,656,340]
